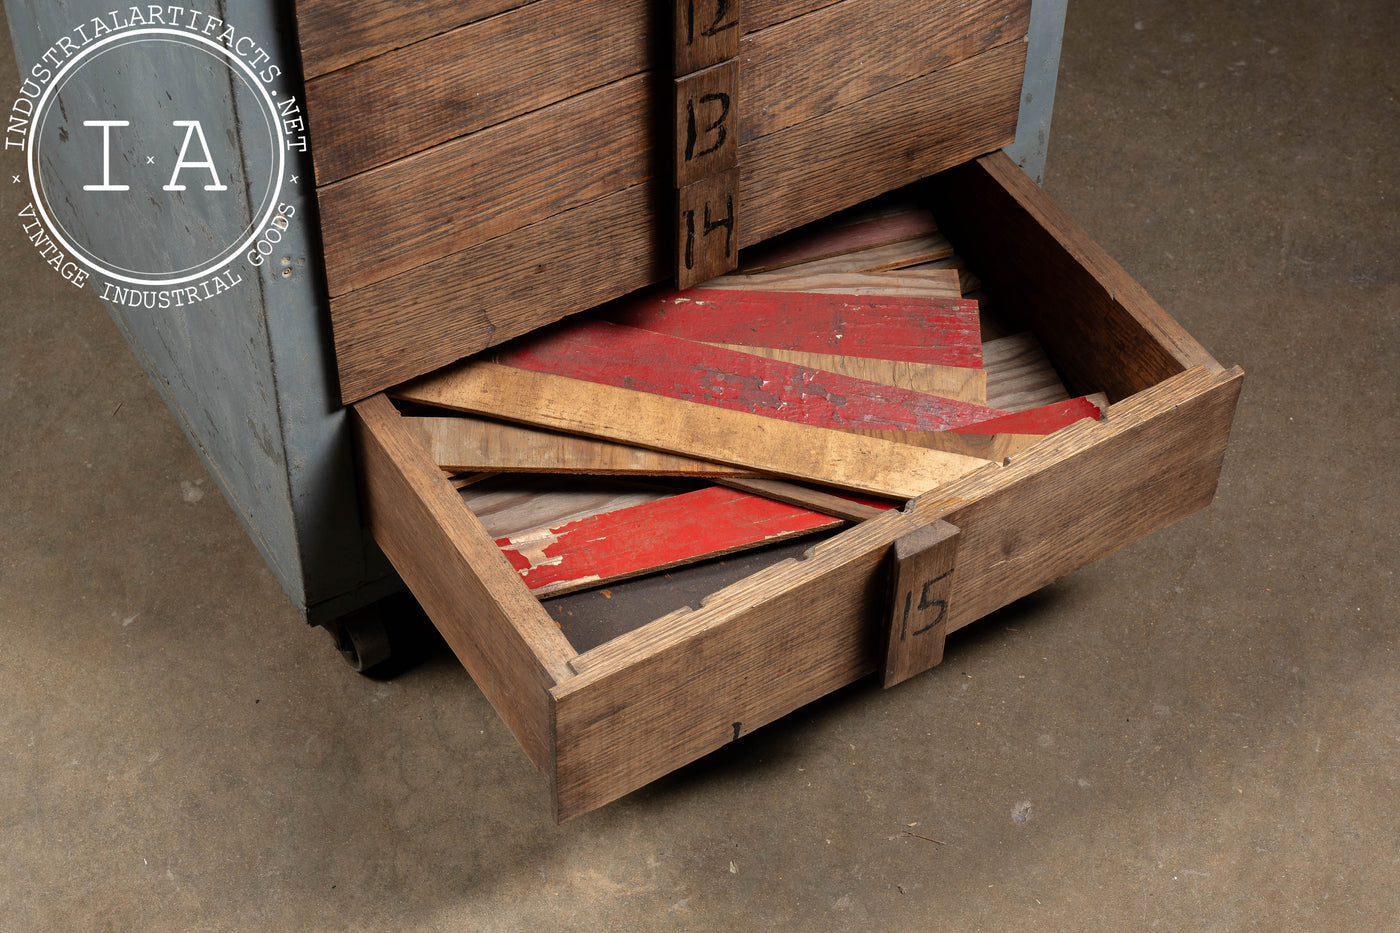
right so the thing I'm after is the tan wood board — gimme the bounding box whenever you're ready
[707,343,987,404]
[392,360,995,499]
[703,268,963,297]
[982,332,1073,412]
[712,477,891,522]
[403,415,753,477]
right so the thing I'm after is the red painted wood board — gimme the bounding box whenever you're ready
[734,209,939,274]
[606,288,982,368]
[949,396,1104,435]
[494,319,1008,431]
[495,485,842,597]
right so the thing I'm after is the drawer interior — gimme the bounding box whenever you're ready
[351,152,1243,820]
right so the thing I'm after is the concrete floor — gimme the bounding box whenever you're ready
[2,1,1396,929]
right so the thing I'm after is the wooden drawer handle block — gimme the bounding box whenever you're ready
[675,0,741,287]
[883,519,961,687]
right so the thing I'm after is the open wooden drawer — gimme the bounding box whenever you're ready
[349,152,1242,821]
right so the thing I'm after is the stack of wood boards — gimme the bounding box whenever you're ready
[295,0,1034,403]
[389,203,1107,600]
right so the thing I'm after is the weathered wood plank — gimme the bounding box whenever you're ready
[707,346,987,404]
[496,486,842,597]
[331,181,667,404]
[294,0,541,80]
[703,268,963,297]
[493,319,1007,430]
[403,415,753,477]
[713,476,894,521]
[983,332,1073,412]
[458,476,681,539]
[350,394,575,774]
[738,0,1028,143]
[607,288,982,367]
[735,208,938,274]
[305,0,653,184]
[738,38,1027,247]
[392,360,995,499]
[318,73,658,297]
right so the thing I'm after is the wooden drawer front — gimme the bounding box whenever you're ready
[296,0,1031,402]
[349,153,1243,821]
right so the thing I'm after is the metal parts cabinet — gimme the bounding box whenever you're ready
[2,0,1066,634]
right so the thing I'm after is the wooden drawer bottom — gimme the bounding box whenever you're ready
[351,152,1242,821]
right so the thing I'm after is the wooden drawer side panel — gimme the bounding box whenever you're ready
[930,152,1221,401]
[915,365,1244,632]
[550,524,903,821]
[351,395,577,773]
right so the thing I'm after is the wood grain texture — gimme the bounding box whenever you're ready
[839,427,1042,462]
[675,60,739,185]
[708,346,987,404]
[742,0,841,31]
[675,0,741,73]
[492,319,1007,430]
[350,394,575,774]
[318,73,658,297]
[702,268,962,297]
[930,152,1222,401]
[983,332,1073,412]
[391,360,995,498]
[738,0,1028,143]
[551,506,924,819]
[331,181,667,404]
[547,366,1239,818]
[458,476,680,539]
[294,0,540,79]
[677,168,741,288]
[712,477,894,521]
[738,38,1027,247]
[735,208,938,273]
[736,235,953,276]
[496,486,842,597]
[607,288,982,367]
[916,365,1245,634]
[403,415,753,476]
[321,37,1023,399]
[305,1,653,183]
[883,519,960,687]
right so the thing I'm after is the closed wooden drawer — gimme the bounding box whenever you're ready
[348,153,1243,821]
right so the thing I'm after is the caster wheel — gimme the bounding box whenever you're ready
[331,610,392,673]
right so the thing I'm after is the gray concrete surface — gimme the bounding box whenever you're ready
[2,1,1396,929]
